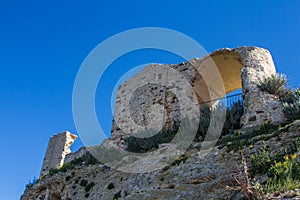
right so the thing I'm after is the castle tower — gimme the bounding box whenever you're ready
[40,131,77,177]
[106,46,286,151]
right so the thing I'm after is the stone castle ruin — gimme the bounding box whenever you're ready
[40,132,77,177]
[40,46,286,176]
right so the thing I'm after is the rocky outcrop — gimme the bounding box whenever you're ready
[24,46,291,199]
[22,121,300,200]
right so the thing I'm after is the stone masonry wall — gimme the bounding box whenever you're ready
[107,63,200,150]
[105,46,286,151]
[40,131,77,177]
[39,46,287,174]
[234,47,286,127]
[64,146,88,164]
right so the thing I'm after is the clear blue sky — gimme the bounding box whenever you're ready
[0,1,299,199]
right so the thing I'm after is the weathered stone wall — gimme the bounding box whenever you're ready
[109,63,200,150]
[39,46,287,174]
[64,146,88,164]
[40,131,77,177]
[30,46,293,200]
[107,46,286,150]
[234,47,286,127]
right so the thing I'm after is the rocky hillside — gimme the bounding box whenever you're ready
[22,120,300,200]
[21,47,300,199]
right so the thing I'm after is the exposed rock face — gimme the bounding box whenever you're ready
[24,46,290,199]
[40,131,77,177]
[22,121,300,200]
[22,149,238,200]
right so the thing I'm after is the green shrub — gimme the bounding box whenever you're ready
[124,123,179,153]
[223,100,244,135]
[65,176,72,182]
[266,154,300,193]
[196,104,211,141]
[107,182,115,190]
[59,162,73,172]
[83,152,100,165]
[113,190,122,200]
[47,152,101,177]
[26,176,39,188]
[71,152,100,166]
[196,101,243,141]
[291,137,300,153]
[48,168,59,176]
[85,182,95,192]
[171,154,188,166]
[282,89,300,120]
[250,137,300,193]
[258,73,290,99]
[251,143,272,175]
[218,122,280,151]
[79,179,88,187]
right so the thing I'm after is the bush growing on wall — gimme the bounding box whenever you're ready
[258,73,300,121]
[282,89,300,120]
[258,73,290,99]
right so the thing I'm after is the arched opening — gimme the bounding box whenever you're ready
[191,49,244,104]
[190,49,245,139]
[108,46,285,152]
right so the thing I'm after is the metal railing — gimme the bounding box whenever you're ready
[200,93,243,108]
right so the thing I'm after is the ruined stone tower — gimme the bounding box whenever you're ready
[106,46,286,150]
[40,131,77,177]
[39,46,287,175]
